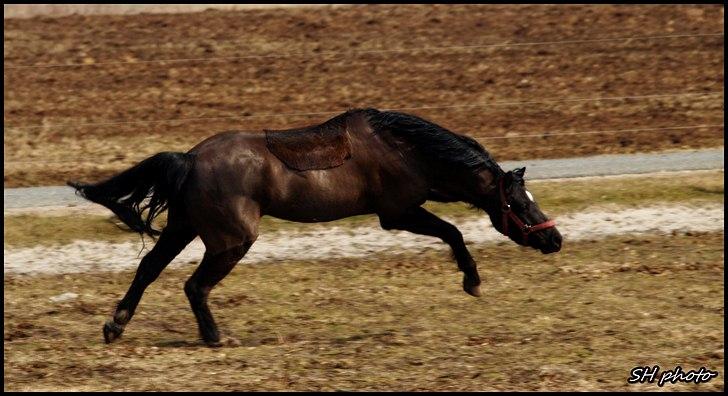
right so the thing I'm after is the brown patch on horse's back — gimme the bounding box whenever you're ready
[265,118,353,171]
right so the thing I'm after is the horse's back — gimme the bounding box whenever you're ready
[182,112,430,222]
[264,120,352,171]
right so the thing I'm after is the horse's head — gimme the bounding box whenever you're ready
[486,167,562,254]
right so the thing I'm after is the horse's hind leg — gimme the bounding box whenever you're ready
[184,242,253,347]
[103,212,197,343]
[185,198,260,347]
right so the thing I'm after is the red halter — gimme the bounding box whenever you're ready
[498,177,557,242]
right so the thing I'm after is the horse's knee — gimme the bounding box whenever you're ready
[184,278,208,304]
[442,226,469,254]
[185,243,251,306]
[442,222,463,241]
[183,279,195,298]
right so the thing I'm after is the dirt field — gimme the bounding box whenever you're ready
[3,4,334,19]
[3,233,724,391]
[3,4,724,187]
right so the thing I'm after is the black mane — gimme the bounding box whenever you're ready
[359,108,502,175]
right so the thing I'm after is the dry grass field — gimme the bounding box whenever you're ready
[4,232,724,391]
[4,171,725,391]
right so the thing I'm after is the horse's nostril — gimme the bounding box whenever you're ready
[551,233,562,248]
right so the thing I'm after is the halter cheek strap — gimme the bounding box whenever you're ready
[499,177,557,242]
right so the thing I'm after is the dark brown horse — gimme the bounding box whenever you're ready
[68,108,562,347]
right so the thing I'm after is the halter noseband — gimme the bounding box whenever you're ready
[498,176,557,242]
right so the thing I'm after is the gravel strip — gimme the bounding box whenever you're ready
[4,203,723,275]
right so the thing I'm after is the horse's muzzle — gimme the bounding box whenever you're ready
[539,229,562,254]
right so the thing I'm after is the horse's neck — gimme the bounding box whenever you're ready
[429,167,500,207]
[475,168,504,213]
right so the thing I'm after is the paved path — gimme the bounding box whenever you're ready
[503,148,723,179]
[3,148,723,210]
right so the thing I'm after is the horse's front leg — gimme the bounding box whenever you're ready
[378,206,482,297]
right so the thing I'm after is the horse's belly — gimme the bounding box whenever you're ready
[266,202,369,223]
[264,170,372,222]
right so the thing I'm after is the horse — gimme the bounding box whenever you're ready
[68,108,562,347]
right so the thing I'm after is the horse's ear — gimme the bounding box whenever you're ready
[513,167,526,178]
[503,170,516,187]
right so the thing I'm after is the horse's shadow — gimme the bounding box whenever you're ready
[153,339,201,348]
[153,336,259,348]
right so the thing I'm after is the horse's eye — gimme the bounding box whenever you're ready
[512,199,526,211]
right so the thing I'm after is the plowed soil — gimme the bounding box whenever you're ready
[3,4,724,187]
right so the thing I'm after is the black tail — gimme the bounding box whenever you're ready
[67,152,195,237]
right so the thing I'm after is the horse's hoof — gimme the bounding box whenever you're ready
[221,336,242,347]
[103,320,124,344]
[464,284,482,297]
[463,274,482,297]
[204,339,223,348]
